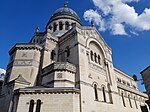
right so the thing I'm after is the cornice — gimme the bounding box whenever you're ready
[9,43,42,55]
[14,88,80,95]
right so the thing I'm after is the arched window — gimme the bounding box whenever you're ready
[121,93,126,107]
[59,22,63,30]
[53,23,57,32]
[65,46,70,57]
[94,53,97,63]
[102,86,106,102]
[94,84,98,100]
[29,100,34,112]
[98,55,101,65]
[51,50,56,60]
[134,97,138,109]
[36,99,42,112]
[65,22,69,30]
[90,50,94,61]
[128,95,132,108]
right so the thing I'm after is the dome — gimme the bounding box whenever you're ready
[47,7,82,25]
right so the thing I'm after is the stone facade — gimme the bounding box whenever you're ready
[0,4,149,112]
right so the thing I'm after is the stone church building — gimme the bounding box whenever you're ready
[0,3,149,112]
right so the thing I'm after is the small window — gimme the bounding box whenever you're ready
[65,22,69,30]
[65,46,70,57]
[53,23,57,32]
[134,97,138,109]
[94,53,97,63]
[121,93,126,107]
[36,99,42,112]
[90,50,94,61]
[49,25,52,30]
[117,78,121,83]
[29,100,34,112]
[94,84,98,100]
[59,22,63,30]
[98,55,101,65]
[102,86,106,102]
[132,85,136,89]
[51,50,56,60]
[127,82,130,86]
[128,95,132,108]
[122,80,126,85]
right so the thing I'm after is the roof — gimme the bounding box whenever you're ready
[140,66,150,74]
[51,7,80,20]
[47,6,82,26]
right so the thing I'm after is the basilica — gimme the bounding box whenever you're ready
[0,3,149,112]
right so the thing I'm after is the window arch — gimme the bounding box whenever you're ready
[128,95,132,108]
[59,21,63,30]
[121,93,126,107]
[102,86,106,102]
[90,50,94,61]
[94,84,98,100]
[29,100,34,112]
[53,23,57,32]
[65,21,69,30]
[36,99,42,112]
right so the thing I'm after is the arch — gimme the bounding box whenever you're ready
[86,38,107,59]
[36,99,42,112]
[28,99,34,112]
[53,22,57,32]
[65,21,69,30]
[59,21,63,30]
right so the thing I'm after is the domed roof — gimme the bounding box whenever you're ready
[48,6,81,25]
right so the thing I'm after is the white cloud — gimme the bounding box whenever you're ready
[112,24,127,35]
[0,68,6,75]
[121,0,140,3]
[84,9,106,31]
[130,31,139,36]
[84,0,150,35]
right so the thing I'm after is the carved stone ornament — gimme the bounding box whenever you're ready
[21,52,28,57]
[14,60,32,66]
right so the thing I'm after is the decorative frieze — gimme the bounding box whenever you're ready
[42,62,76,75]
[14,60,32,66]
[16,88,80,95]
